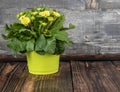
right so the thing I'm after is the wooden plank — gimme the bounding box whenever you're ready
[71,61,106,92]
[99,62,120,91]
[1,54,120,62]
[1,61,120,92]
[0,62,19,91]
[70,61,91,92]
[0,63,6,73]
[0,62,73,92]
[112,61,120,65]
[32,62,73,92]
[0,62,27,92]
[18,74,39,92]
[93,61,120,92]
[89,61,120,92]
[71,61,120,92]
[112,61,120,71]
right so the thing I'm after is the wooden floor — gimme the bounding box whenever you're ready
[0,61,120,92]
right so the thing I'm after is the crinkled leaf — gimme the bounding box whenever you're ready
[11,23,26,30]
[55,40,65,54]
[2,34,9,40]
[44,37,56,54]
[50,15,65,32]
[19,29,37,37]
[7,38,26,52]
[4,24,11,32]
[55,31,69,42]
[18,29,37,40]
[35,34,46,51]
[3,26,37,41]
[33,21,40,31]
[26,39,35,52]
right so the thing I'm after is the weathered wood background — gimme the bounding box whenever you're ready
[0,0,120,55]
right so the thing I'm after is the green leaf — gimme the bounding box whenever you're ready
[33,20,40,31]
[69,23,75,29]
[26,39,35,52]
[35,34,46,51]
[36,50,45,55]
[55,31,69,42]
[60,23,75,31]
[38,25,42,32]
[18,29,37,40]
[7,38,26,52]
[4,24,11,32]
[50,15,65,32]
[55,40,65,54]
[44,37,56,54]
[2,34,9,40]
[11,23,26,30]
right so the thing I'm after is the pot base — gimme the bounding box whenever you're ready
[28,69,58,75]
[26,51,60,75]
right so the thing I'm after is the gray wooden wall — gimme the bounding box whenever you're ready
[0,0,120,55]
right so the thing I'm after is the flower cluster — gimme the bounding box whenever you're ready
[17,7,60,26]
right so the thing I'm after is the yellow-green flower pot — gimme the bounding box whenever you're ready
[26,51,60,75]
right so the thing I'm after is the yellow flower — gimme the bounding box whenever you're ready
[53,11,60,17]
[20,16,30,25]
[48,17,54,22]
[32,12,38,15]
[39,11,50,17]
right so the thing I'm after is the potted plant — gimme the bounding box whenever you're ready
[2,6,75,75]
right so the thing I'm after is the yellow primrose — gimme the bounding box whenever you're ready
[48,17,54,22]
[20,16,30,25]
[39,11,50,17]
[53,11,60,17]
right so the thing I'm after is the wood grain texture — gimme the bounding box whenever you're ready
[33,62,73,92]
[71,61,91,92]
[71,61,120,92]
[112,61,120,71]
[97,62,120,92]
[0,63,27,92]
[0,61,120,92]
[0,62,73,92]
